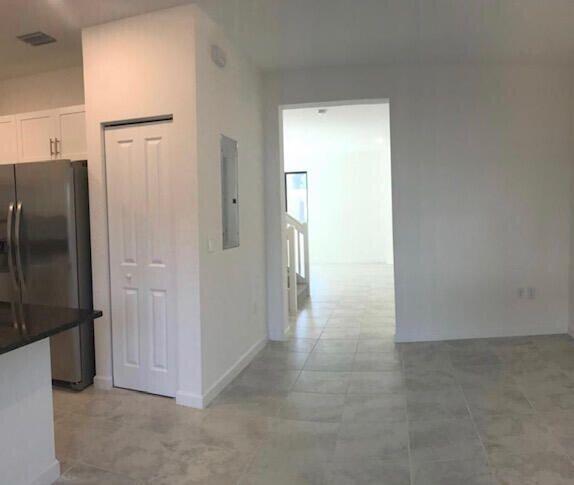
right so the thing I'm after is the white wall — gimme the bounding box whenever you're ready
[283,103,393,264]
[0,66,84,115]
[0,340,60,485]
[194,10,267,401]
[264,65,573,342]
[83,4,267,407]
[82,5,203,402]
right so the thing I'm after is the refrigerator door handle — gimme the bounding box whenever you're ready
[6,202,18,290]
[15,201,25,291]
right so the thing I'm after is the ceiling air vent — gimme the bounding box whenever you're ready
[17,32,56,46]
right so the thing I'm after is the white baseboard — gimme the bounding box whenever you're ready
[93,375,113,390]
[268,323,290,341]
[202,337,267,407]
[395,323,567,343]
[176,337,267,409]
[175,390,205,409]
[31,459,60,485]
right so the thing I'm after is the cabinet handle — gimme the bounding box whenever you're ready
[55,137,60,156]
[49,138,54,156]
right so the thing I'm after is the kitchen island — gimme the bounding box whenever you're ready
[0,302,102,485]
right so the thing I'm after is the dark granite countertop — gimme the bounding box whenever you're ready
[0,302,102,356]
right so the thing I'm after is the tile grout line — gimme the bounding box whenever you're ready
[65,459,140,483]
[401,342,415,485]
[511,378,574,469]
[288,306,331,394]
[234,443,263,485]
[459,381,499,485]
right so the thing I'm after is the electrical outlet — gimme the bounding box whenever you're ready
[518,287,535,300]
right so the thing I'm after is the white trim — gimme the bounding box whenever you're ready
[202,337,267,406]
[395,324,568,343]
[175,337,268,409]
[30,460,60,485]
[280,98,390,111]
[93,375,113,390]
[267,308,291,341]
[268,329,288,341]
[271,98,395,342]
[175,390,205,409]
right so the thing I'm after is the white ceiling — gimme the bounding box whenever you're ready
[0,0,192,80]
[197,0,574,70]
[283,103,389,160]
[3,0,574,80]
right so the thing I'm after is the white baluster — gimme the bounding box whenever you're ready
[287,225,297,315]
[303,222,310,296]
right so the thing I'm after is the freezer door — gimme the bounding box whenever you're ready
[0,165,17,304]
[14,160,82,382]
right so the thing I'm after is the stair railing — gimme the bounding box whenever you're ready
[285,213,310,315]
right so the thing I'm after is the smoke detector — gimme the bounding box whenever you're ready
[17,32,56,46]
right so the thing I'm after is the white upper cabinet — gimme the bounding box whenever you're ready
[55,105,87,161]
[16,110,58,162]
[0,116,17,165]
[13,105,86,163]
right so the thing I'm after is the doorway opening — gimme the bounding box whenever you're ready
[281,101,395,340]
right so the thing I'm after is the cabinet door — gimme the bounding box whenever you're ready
[55,105,86,161]
[0,116,17,165]
[16,110,57,162]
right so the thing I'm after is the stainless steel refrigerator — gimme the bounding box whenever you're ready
[0,159,94,389]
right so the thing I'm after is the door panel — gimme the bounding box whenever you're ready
[145,138,168,265]
[150,290,168,370]
[14,160,82,382]
[16,111,56,162]
[123,288,141,366]
[56,106,87,161]
[15,160,78,307]
[117,139,138,265]
[0,117,17,164]
[0,165,17,303]
[105,122,176,397]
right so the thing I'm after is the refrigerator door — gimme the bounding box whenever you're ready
[0,165,17,304]
[14,160,82,382]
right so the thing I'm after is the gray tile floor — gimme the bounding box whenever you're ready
[54,264,574,484]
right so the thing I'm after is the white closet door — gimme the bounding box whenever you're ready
[0,116,17,164]
[16,110,57,162]
[56,105,87,161]
[105,122,177,397]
